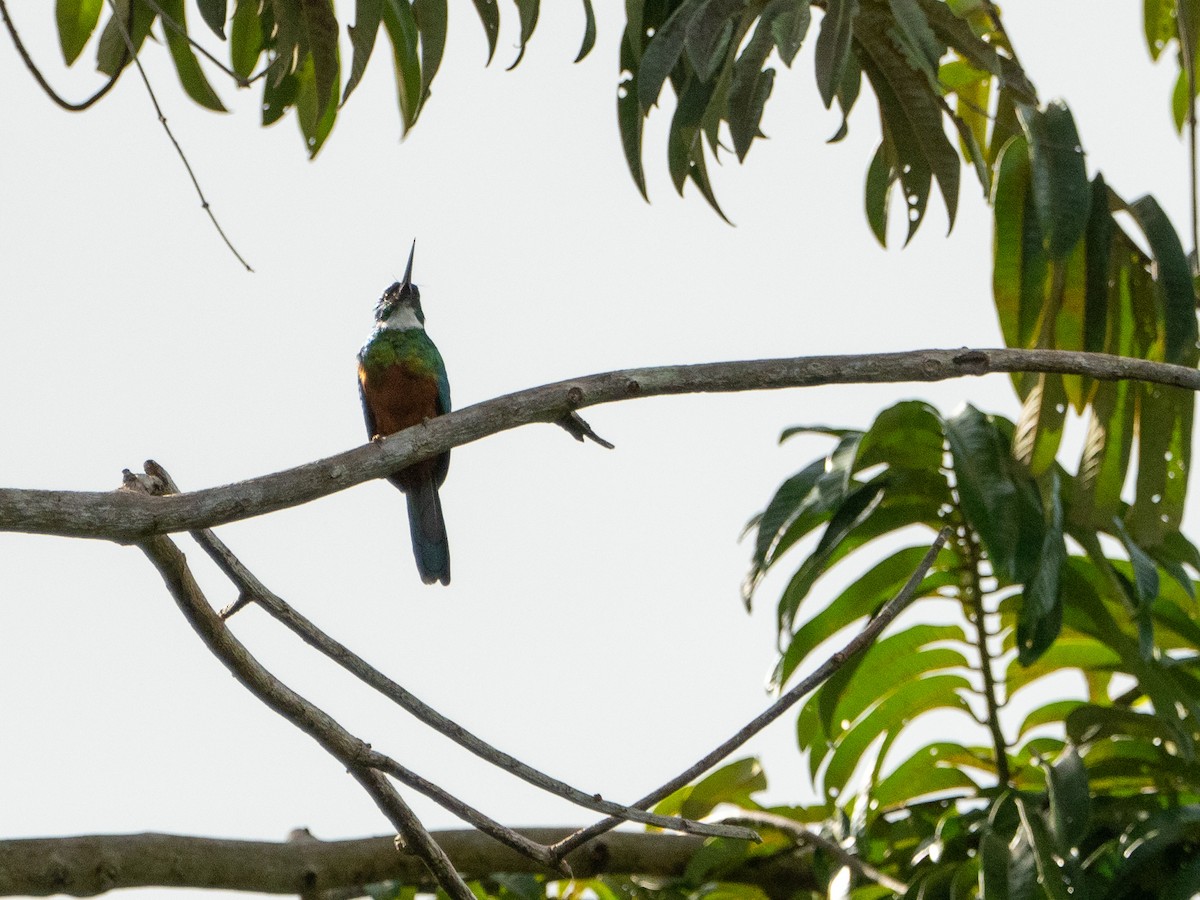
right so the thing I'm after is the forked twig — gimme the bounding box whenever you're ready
[141,460,757,845]
[549,526,952,859]
[104,0,253,271]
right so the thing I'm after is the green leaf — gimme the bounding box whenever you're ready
[298,0,339,125]
[864,143,893,246]
[57,0,104,65]
[814,0,858,108]
[470,0,499,64]
[1011,372,1067,476]
[1130,385,1193,549]
[575,0,596,62]
[507,0,540,70]
[1016,471,1064,664]
[774,545,958,689]
[1162,857,1200,900]
[858,3,960,241]
[888,0,943,82]
[638,0,702,110]
[1073,378,1135,530]
[872,742,978,809]
[230,0,264,80]
[96,0,156,76]
[262,69,298,125]
[991,135,1032,349]
[1112,517,1161,607]
[944,406,1043,584]
[414,0,448,102]
[1018,101,1090,260]
[1145,0,1176,60]
[1005,634,1120,696]
[1014,797,1081,900]
[1127,194,1200,365]
[685,0,740,83]
[196,0,227,37]
[295,42,340,156]
[618,31,649,200]
[978,829,1013,900]
[652,758,766,820]
[1045,745,1089,848]
[382,0,421,130]
[344,0,382,103]
[159,0,227,111]
[728,15,775,161]
[770,0,811,66]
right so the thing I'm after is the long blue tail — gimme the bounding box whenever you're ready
[406,477,450,585]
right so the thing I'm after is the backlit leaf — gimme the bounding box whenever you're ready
[1019,101,1090,260]
[57,0,103,65]
[343,0,382,103]
[160,0,227,111]
[814,0,858,108]
[197,0,227,37]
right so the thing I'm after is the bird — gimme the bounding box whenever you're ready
[357,242,451,585]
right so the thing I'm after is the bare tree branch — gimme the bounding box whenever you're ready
[132,521,477,900]
[0,829,817,899]
[149,469,753,842]
[1,349,1195,543]
[550,527,952,859]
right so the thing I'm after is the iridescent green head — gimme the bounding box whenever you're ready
[374,241,425,329]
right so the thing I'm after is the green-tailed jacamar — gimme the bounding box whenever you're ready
[357,242,451,585]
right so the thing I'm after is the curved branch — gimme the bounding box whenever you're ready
[0,0,125,111]
[2,349,1196,543]
[0,829,816,898]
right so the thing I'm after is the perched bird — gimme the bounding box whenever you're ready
[357,243,451,585]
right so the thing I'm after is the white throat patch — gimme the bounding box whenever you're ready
[382,305,424,331]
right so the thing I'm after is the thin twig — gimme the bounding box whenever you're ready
[549,527,953,860]
[142,461,754,845]
[104,0,253,271]
[3,348,1197,542]
[0,0,124,110]
[723,811,908,896]
[132,520,476,900]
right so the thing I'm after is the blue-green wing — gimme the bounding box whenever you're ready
[427,337,452,487]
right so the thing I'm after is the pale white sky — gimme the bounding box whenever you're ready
[0,2,1189,897]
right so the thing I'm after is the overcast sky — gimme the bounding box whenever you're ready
[0,2,1190,898]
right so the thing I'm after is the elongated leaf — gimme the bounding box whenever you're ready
[295,42,340,156]
[814,0,858,108]
[872,742,978,809]
[344,0,382,103]
[1073,379,1135,530]
[1014,796,1080,900]
[864,143,893,246]
[1011,372,1066,476]
[617,31,649,200]
[991,135,1031,348]
[728,11,775,160]
[1127,194,1199,365]
[298,0,338,124]
[1129,382,1193,546]
[1016,471,1064,663]
[771,0,811,65]
[197,0,227,37]
[638,0,702,110]
[575,0,596,62]
[57,0,104,65]
[652,758,766,820]
[1019,101,1090,260]
[96,0,156,76]
[944,406,1043,584]
[1113,518,1161,607]
[1046,745,1089,848]
[685,0,740,83]
[414,0,447,101]
[230,0,264,80]
[470,0,499,64]
[381,0,421,130]
[857,3,960,240]
[1145,0,1175,59]
[888,0,943,84]
[507,0,540,69]
[159,0,227,111]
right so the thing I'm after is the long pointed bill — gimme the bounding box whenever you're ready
[401,240,416,288]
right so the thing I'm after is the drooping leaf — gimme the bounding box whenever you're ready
[864,143,893,246]
[770,0,811,66]
[470,0,499,64]
[617,31,649,200]
[944,406,1044,584]
[230,0,265,80]
[381,0,422,130]
[1011,372,1067,476]
[1045,745,1089,848]
[298,0,339,124]
[685,0,741,83]
[196,0,227,37]
[294,41,340,156]
[1018,101,1090,260]
[96,0,156,76]
[638,0,703,111]
[575,0,596,62]
[1127,194,1199,365]
[814,0,859,108]
[1128,382,1193,547]
[1016,471,1065,664]
[414,0,448,102]
[888,0,944,86]
[343,0,382,103]
[506,0,540,69]
[728,9,775,160]
[57,0,104,65]
[159,0,227,111]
